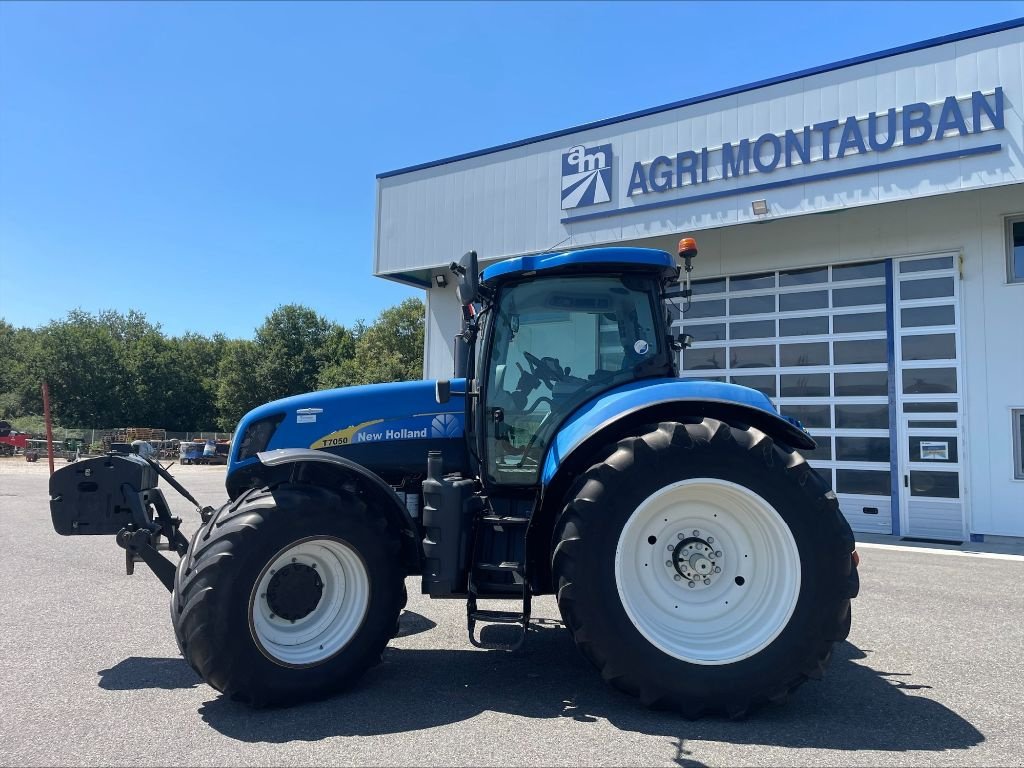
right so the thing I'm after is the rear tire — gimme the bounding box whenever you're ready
[172,483,406,706]
[552,419,855,717]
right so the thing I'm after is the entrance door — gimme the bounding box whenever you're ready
[894,253,966,541]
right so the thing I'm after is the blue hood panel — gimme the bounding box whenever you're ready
[229,379,467,475]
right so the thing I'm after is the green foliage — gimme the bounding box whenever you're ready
[5,414,57,436]
[34,309,127,426]
[215,339,264,431]
[0,299,426,433]
[348,298,426,386]
[254,305,333,401]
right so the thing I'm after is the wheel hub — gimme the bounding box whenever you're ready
[266,562,324,621]
[667,531,723,588]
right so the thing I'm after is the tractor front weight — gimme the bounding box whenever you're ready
[49,454,206,591]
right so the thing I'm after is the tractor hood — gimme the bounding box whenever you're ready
[228,379,468,485]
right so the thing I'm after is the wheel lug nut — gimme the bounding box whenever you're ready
[704,579,711,585]
[714,566,721,573]
[688,581,695,588]
[707,536,714,544]
[667,544,674,551]
[292,557,297,563]
[311,563,317,569]
[665,560,673,567]
[269,614,275,619]
[693,530,699,536]
[715,551,722,557]
[673,574,681,581]
[677,532,684,540]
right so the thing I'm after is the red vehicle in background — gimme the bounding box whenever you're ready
[0,421,30,457]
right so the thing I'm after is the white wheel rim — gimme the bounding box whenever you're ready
[249,536,370,667]
[614,478,801,665]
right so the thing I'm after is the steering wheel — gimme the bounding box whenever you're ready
[522,351,565,388]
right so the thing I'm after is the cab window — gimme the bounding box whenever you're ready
[483,275,661,485]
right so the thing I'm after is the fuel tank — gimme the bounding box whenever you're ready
[229,379,468,484]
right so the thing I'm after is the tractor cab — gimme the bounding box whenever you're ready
[448,246,692,489]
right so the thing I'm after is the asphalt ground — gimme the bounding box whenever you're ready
[1,458,1022,767]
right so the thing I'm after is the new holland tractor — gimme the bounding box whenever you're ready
[48,240,859,716]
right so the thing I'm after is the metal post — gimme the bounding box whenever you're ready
[41,381,55,475]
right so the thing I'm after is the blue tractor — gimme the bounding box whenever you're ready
[49,240,858,716]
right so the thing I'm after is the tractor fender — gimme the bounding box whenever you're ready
[527,379,816,592]
[229,448,422,573]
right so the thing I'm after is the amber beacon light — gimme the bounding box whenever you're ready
[677,237,698,261]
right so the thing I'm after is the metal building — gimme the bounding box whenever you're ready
[374,19,1024,543]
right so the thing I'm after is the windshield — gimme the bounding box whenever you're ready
[483,274,661,486]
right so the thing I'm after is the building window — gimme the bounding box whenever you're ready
[1007,217,1024,283]
[1014,409,1024,480]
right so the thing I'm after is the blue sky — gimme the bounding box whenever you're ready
[1,1,1021,339]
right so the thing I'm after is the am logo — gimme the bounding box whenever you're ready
[561,143,613,210]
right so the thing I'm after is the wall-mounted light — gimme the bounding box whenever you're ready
[434,274,448,288]
[751,199,769,216]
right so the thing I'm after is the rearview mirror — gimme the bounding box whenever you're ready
[450,250,480,305]
[435,379,451,404]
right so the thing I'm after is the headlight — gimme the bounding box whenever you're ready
[236,414,284,461]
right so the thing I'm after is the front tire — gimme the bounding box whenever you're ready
[172,483,405,706]
[552,419,855,717]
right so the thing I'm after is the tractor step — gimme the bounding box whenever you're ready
[465,507,532,649]
[475,561,523,574]
[467,608,525,624]
[466,591,532,651]
[479,515,530,526]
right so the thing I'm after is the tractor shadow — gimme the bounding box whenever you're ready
[96,610,438,692]
[197,618,983,755]
[99,656,201,691]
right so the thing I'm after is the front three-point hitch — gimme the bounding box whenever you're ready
[49,453,212,591]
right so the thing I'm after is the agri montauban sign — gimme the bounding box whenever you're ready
[561,89,1004,223]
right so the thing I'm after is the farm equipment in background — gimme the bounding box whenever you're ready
[62,438,84,462]
[0,421,29,457]
[25,438,48,462]
[101,428,167,455]
[47,240,858,716]
[178,439,229,465]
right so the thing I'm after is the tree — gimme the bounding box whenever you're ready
[215,339,264,430]
[316,322,363,390]
[0,320,36,417]
[173,332,228,430]
[254,305,332,402]
[344,298,425,386]
[32,310,127,426]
